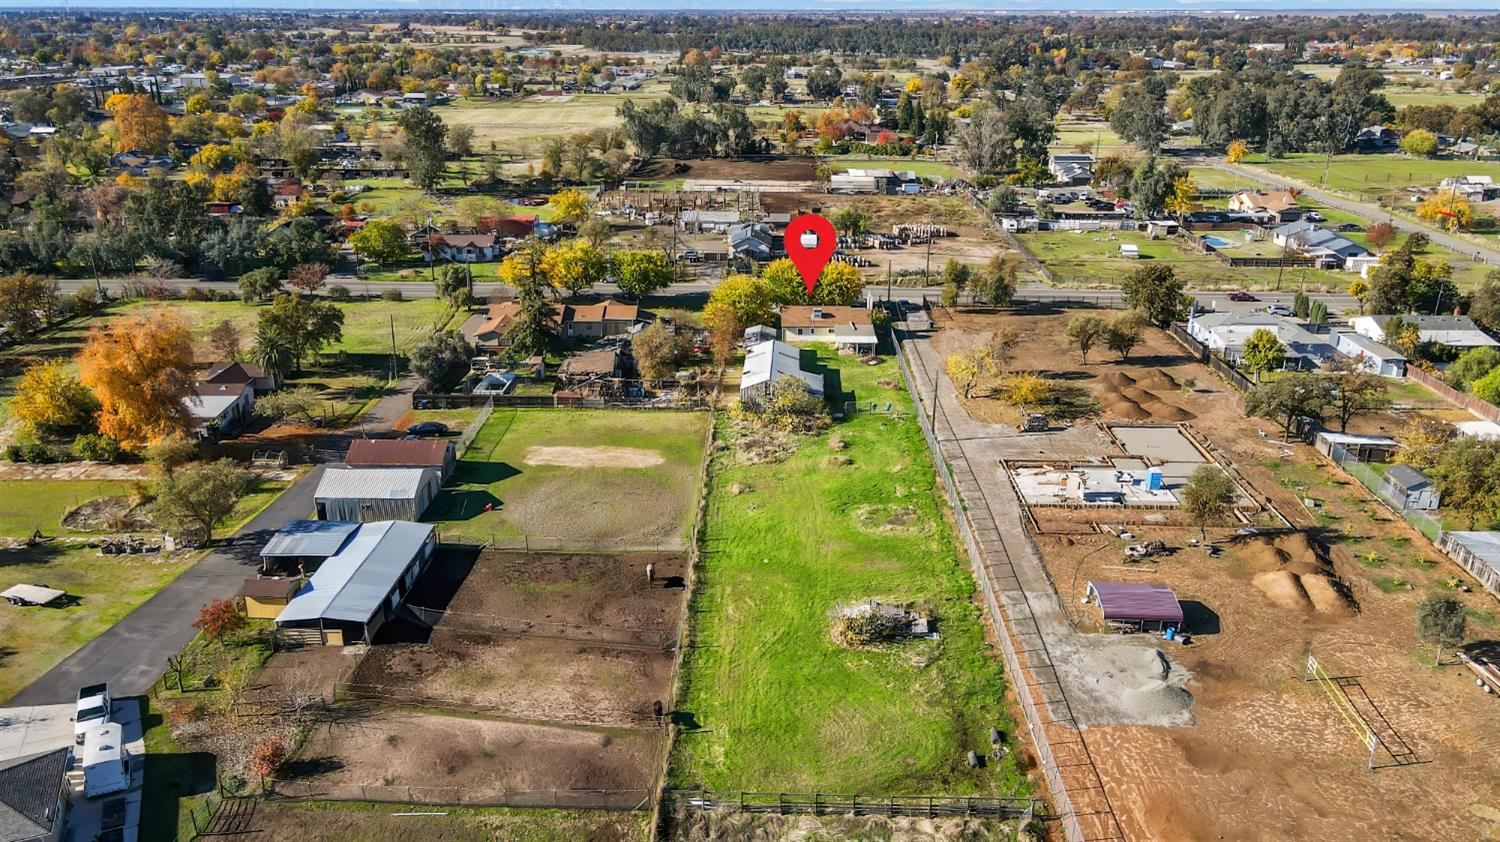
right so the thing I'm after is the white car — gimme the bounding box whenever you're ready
[1305,211,1325,222]
[1267,304,1294,317]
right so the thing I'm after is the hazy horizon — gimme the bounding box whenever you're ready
[0,1,1498,13]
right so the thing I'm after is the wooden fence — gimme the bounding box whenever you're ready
[1166,323,1254,393]
[1405,366,1500,423]
[665,789,1039,820]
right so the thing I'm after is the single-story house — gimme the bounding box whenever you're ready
[679,210,741,232]
[259,519,361,574]
[828,174,881,194]
[471,300,565,354]
[1353,125,1399,152]
[201,360,281,394]
[428,233,500,263]
[313,468,441,522]
[1187,311,1336,370]
[1380,464,1440,511]
[239,576,301,619]
[1288,227,1369,269]
[1048,153,1094,186]
[740,339,825,408]
[0,746,71,842]
[729,222,776,262]
[563,300,643,339]
[1438,531,1500,598]
[274,520,438,645]
[1437,175,1498,201]
[479,214,537,239]
[1084,581,1183,632]
[1333,331,1406,376]
[346,438,457,482]
[1313,429,1399,463]
[1270,219,1318,247]
[185,382,254,439]
[779,305,877,351]
[1227,190,1303,224]
[1348,315,1499,351]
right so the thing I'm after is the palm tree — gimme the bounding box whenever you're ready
[250,326,293,381]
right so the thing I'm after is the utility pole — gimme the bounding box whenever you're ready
[389,314,398,382]
[886,260,892,303]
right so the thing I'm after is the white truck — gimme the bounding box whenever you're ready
[81,721,129,799]
[74,682,111,744]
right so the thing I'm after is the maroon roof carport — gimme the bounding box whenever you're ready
[1086,581,1184,628]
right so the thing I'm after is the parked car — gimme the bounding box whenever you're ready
[75,683,111,744]
[1336,223,1363,232]
[1267,304,1294,316]
[1227,291,1258,302]
[404,421,449,438]
[677,249,702,263]
[1305,211,1325,222]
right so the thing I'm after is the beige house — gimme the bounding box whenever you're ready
[779,305,878,351]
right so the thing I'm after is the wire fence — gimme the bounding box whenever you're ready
[453,395,495,458]
[1323,441,1444,542]
[267,782,654,810]
[666,789,1040,820]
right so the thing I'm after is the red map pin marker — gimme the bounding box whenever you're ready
[784,213,837,295]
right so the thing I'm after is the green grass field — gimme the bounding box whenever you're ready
[1022,229,1350,291]
[113,298,458,355]
[824,156,961,180]
[670,351,1025,794]
[1242,152,1500,198]
[415,88,670,150]
[426,408,709,550]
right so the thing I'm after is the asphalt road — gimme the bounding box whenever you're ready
[1198,156,1500,267]
[56,276,1356,313]
[7,465,327,705]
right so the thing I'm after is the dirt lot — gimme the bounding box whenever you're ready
[287,711,660,800]
[242,802,647,842]
[929,307,1500,840]
[643,157,819,182]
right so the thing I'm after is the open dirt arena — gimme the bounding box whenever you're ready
[524,445,666,469]
[241,802,647,842]
[916,307,1500,840]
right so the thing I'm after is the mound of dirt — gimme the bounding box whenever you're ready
[61,496,155,532]
[854,504,923,534]
[1121,386,1157,404]
[1136,370,1180,391]
[1144,401,1195,422]
[1097,372,1137,388]
[1241,532,1357,614]
[1100,395,1151,420]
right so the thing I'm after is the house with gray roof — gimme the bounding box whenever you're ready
[0,747,69,842]
[313,468,441,522]
[740,340,824,408]
[1333,331,1406,376]
[1348,314,1499,351]
[274,520,438,645]
[1187,310,1337,370]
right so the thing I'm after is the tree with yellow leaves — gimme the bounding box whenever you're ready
[1226,139,1249,163]
[549,188,592,226]
[1417,191,1473,232]
[78,313,196,450]
[104,93,169,154]
[11,360,99,436]
[540,238,610,295]
[1164,175,1197,221]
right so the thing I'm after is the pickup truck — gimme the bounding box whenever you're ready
[74,683,112,745]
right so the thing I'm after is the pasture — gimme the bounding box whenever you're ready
[1243,152,1500,198]
[1020,228,1350,290]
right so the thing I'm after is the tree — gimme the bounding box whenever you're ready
[615,250,674,299]
[0,274,60,342]
[632,321,691,381]
[432,264,471,306]
[973,254,1018,306]
[990,327,1020,374]
[78,313,196,450]
[541,239,609,295]
[408,330,473,391]
[249,736,287,784]
[549,188,592,227]
[1430,436,1500,529]
[1416,191,1474,232]
[1398,128,1438,157]
[104,93,170,153]
[254,386,319,424]
[1445,347,1500,391]
[1128,156,1183,219]
[249,326,294,381]
[446,124,475,158]
[1307,300,1328,326]
[151,459,252,544]
[237,266,283,302]
[208,319,243,361]
[705,273,774,335]
[814,262,864,306]
[1121,264,1186,327]
[1467,273,1500,332]
[1241,328,1286,381]
[349,219,411,264]
[1471,367,1500,405]
[258,294,344,372]
[1319,358,1391,432]
[1226,139,1249,163]
[1398,416,1457,470]
[1416,594,1468,664]
[1365,221,1396,251]
[1180,465,1237,541]
[286,262,328,293]
[1164,175,1197,221]
[955,103,1008,175]
[1110,84,1168,152]
[805,60,843,100]
[1104,311,1147,361]
[193,598,246,642]
[396,107,447,190]
[1065,315,1108,363]
[946,347,994,399]
[760,376,830,433]
[1383,316,1422,358]
[831,207,870,236]
[1244,373,1328,441]
[11,360,98,436]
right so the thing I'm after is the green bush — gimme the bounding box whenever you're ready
[327,284,352,301]
[381,288,404,302]
[73,434,122,463]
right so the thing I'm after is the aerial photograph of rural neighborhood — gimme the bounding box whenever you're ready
[0,3,1499,840]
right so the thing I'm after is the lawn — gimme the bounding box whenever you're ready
[413,88,670,151]
[824,156,961,180]
[1050,119,1129,154]
[112,298,458,355]
[425,408,710,550]
[0,478,134,537]
[1242,152,1500,199]
[670,350,1026,795]
[1021,228,1350,290]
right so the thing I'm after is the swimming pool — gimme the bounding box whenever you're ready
[1202,235,1233,249]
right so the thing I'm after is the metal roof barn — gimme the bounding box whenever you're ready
[275,520,437,644]
[1086,581,1184,629]
[259,519,360,558]
[313,468,440,522]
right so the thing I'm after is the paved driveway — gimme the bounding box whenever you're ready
[7,466,326,705]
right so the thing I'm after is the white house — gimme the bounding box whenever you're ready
[779,305,877,351]
[1333,331,1406,376]
[185,382,254,439]
[1438,176,1497,201]
[740,340,824,407]
[1048,153,1094,186]
[1187,310,1337,370]
[428,233,500,263]
[1349,315,1499,351]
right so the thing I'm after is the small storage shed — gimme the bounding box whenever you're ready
[1380,464,1440,511]
[313,468,440,522]
[1085,581,1184,632]
[238,577,301,619]
[1312,429,1399,463]
[1119,243,1140,259]
[1438,531,1500,599]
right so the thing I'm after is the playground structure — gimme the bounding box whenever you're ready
[1303,653,1422,770]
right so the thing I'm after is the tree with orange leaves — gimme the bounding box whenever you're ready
[78,313,196,450]
[104,93,170,154]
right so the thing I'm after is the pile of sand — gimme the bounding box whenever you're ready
[1242,532,1357,615]
[1093,371,1196,422]
[1053,639,1196,727]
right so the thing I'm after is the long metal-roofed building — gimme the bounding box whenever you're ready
[313,467,440,522]
[274,520,438,646]
[1085,581,1184,632]
[1438,531,1500,598]
[738,339,824,408]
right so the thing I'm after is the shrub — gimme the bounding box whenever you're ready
[19,441,55,463]
[73,434,122,463]
[183,286,212,301]
[327,284,351,301]
[193,598,246,642]
[381,288,404,302]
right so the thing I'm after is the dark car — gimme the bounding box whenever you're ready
[405,421,449,437]
[1227,291,1258,302]
[1336,223,1363,232]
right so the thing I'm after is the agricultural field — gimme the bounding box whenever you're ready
[426,408,709,549]
[418,88,670,150]
[1241,152,1500,198]
[232,802,649,842]
[1050,118,1130,155]
[671,350,1027,795]
[1019,228,1351,290]
[111,298,460,356]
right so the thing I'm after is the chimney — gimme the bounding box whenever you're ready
[812,307,823,319]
